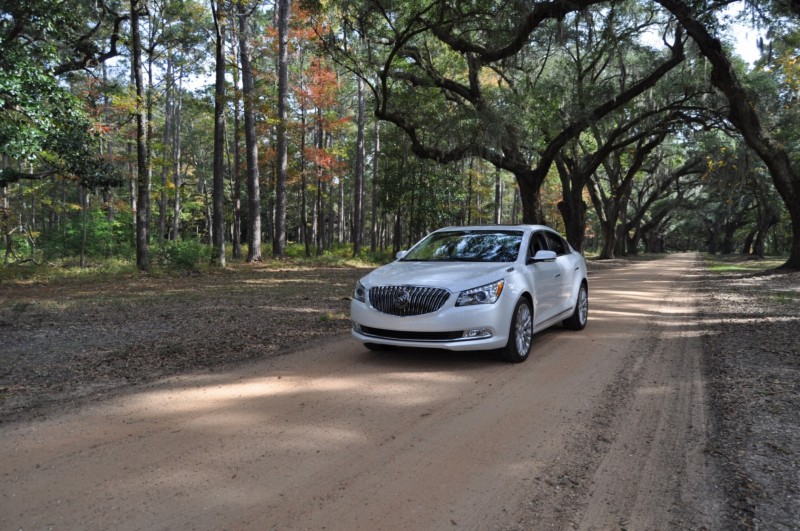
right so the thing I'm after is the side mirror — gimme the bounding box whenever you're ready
[396,250,408,260]
[528,250,557,264]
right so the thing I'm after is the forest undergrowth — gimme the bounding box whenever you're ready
[0,260,368,422]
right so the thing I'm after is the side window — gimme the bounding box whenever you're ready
[544,232,568,256]
[529,232,548,258]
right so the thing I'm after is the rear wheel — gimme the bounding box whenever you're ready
[497,298,533,363]
[563,283,588,330]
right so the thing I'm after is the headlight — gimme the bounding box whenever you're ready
[456,280,504,306]
[354,281,367,303]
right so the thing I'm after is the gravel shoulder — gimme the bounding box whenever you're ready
[0,254,798,529]
[695,258,800,529]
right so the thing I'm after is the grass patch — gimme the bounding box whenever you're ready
[702,253,787,274]
[769,291,800,304]
[0,258,138,286]
[1,242,387,289]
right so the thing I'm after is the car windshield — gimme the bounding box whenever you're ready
[401,230,523,262]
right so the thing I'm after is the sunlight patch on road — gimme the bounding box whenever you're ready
[124,371,472,415]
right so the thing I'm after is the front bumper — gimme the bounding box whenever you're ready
[350,296,514,351]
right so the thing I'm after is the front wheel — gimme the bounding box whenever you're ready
[364,343,394,352]
[497,298,533,363]
[563,283,588,330]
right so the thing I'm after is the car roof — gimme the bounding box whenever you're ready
[434,224,555,233]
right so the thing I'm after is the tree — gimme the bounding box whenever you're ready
[352,76,366,256]
[656,0,800,269]
[322,0,685,233]
[624,150,703,254]
[274,0,291,259]
[550,8,706,252]
[211,0,227,267]
[237,1,262,262]
[0,0,125,190]
[131,0,150,271]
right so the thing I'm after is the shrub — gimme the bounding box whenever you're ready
[155,239,210,269]
[39,209,134,259]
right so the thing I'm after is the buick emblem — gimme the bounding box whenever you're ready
[394,287,412,309]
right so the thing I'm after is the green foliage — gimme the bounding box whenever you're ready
[0,0,122,189]
[155,240,211,270]
[38,209,134,260]
[0,62,120,188]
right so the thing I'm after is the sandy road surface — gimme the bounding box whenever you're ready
[0,253,722,530]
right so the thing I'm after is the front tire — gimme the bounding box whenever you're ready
[497,298,533,363]
[563,283,588,330]
[364,342,394,352]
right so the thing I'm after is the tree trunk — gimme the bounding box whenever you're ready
[131,0,149,271]
[352,77,365,256]
[494,168,502,224]
[741,229,756,255]
[273,0,291,259]
[555,157,588,252]
[211,0,226,267]
[338,176,345,244]
[101,63,116,223]
[753,209,780,257]
[370,120,380,253]
[79,184,88,268]
[299,96,310,258]
[314,115,323,256]
[171,69,183,241]
[238,3,261,261]
[146,28,155,249]
[159,53,173,245]
[230,17,242,259]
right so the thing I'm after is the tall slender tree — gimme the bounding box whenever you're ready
[131,0,150,271]
[238,2,262,261]
[211,0,227,267]
[370,120,380,252]
[352,77,366,256]
[274,0,291,258]
[229,19,243,259]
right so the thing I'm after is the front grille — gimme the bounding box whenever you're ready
[369,285,450,316]
[359,325,463,341]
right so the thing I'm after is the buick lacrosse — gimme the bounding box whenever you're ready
[351,225,588,362]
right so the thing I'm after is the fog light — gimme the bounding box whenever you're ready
[463,328,491,339]
[353,323,362,333]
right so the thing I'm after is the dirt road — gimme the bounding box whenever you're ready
[0,253,722,530]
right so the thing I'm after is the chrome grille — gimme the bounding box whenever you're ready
[369,286,450,316]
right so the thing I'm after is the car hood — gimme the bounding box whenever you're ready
[361,261,515,291]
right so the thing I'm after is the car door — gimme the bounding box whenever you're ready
[543,231,574,314]
[526,231,561,325]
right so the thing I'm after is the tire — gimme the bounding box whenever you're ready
[497,298,533,363]
[563,282,588,331]
[364,342,394,352]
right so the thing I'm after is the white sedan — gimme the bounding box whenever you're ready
[350,225,589,362]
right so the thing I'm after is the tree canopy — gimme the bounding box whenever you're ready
[1,0,799,268]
